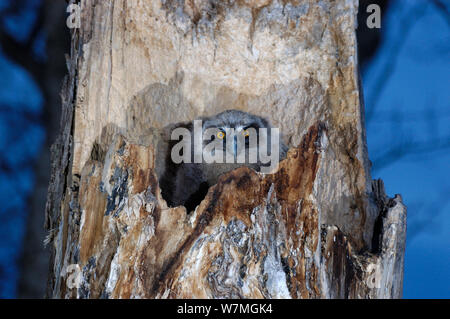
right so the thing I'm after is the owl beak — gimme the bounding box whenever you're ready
[233,135,238,160]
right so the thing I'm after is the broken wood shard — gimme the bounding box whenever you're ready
[48,124,405,298]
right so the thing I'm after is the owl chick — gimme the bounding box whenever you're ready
[159,109,287,211]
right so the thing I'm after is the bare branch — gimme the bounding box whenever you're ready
[372,137,450,171]
[366,3,427,124]
[431,0,450,27]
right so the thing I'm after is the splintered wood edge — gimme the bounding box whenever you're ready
[62,122,405,298]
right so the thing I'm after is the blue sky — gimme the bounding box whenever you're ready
[0,49,44,298]
[363,0,450,298]
[0,0,45,298]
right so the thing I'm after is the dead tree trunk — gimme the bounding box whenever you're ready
[46,0,406,299]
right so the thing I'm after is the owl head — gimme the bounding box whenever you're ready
[201,109,278,165]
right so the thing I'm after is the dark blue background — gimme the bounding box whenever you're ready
[363,1,450,298]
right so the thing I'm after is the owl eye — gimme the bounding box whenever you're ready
[242,130,250,137]
[217,131,225,139]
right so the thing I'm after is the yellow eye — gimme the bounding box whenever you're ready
[243,130,250,137]
[217,131,225,139]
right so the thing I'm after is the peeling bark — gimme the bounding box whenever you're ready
[46,0,406,299]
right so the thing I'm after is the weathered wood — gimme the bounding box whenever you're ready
[46,0,406,298]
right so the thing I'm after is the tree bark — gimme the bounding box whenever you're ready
[46,0,406,299]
